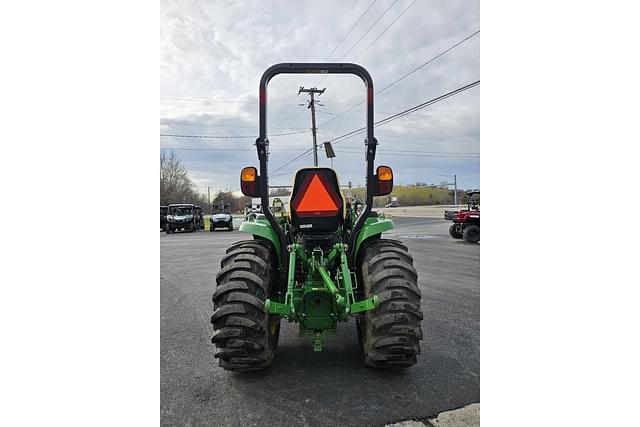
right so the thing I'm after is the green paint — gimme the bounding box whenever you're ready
[354,217,394,258]
[239,218,281,260]
[350,296,378,314]
[317,264,345,307]
[259,234,381,351]
[250,211,384,351]
[264,299,290,316]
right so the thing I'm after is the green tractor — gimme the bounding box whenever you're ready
[211,63,423,371]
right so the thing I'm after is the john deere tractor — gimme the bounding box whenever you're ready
[211,63,423,371]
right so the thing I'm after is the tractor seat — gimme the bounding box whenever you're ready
[289,167,345,234]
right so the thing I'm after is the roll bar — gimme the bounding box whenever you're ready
[254,63,378,270]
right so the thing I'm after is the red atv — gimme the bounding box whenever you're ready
[449,190,480,243]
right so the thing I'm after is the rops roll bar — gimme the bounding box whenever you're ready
[255,63,378,270]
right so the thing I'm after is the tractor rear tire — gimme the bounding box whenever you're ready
[463,225,480,243]
[211,240,280,371]
[449,224,463,239]
[357,239,423,368]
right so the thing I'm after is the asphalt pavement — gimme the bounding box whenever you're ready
[160,216,479,426]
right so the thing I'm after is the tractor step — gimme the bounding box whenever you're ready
[350,296,378,314]
[264,299,291,316]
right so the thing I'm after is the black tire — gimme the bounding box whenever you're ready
[463,224,480,243]
[211,240,280,371]
[449,224,463,239]
[357,239,423,368]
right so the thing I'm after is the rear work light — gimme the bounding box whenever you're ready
[292,172,341,217]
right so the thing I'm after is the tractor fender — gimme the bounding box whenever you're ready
[353,217,394,260]
[239,219,282,261]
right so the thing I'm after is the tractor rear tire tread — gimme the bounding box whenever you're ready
[359,239,423,369]
[211,240,279,371]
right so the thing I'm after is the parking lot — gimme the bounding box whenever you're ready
[160,216,479,426]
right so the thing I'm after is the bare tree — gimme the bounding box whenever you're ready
[160,150,246,212]
[160,151,200,205]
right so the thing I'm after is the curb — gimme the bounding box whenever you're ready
[386,404,480,427]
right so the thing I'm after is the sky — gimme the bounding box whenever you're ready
[160,0,480,196]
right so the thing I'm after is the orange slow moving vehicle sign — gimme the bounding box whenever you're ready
[292,172,341,217]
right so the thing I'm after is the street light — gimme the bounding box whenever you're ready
[323,141,336,168]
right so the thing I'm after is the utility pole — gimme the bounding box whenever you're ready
[298,86,325,166]
[207,186,211,213]
[454,174,457,206]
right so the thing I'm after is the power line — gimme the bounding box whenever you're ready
[160,97,300,106]
[325,0,378,60]
[337,0,401,61]
[272,0,402,134]
[377,30,480,95]
[306,0,379,93]
[160,121,303,130]
[160,129,310,139]
[318,29,480,127]
[374,82,480,125]
[335,147,479,155]
[271,148,314,174]
[320,0,404,91]
[353,0,418,61]
[334,150,478,158]
[272,80,480,173]
[160,97,253,104]
[329,80,480,144]
[161,134,255,139]
[160,147,309,152]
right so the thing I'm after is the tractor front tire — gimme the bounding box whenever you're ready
[358,239,423,368]
[463,225,480,243]
[449,224,463,239]
[211,240,280,371]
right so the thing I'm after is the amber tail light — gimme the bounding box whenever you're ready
[240,166,260,197]
[373,165,393,196]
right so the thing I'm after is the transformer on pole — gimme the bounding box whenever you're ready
[298,86,325,166]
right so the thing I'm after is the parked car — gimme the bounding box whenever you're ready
[160,206,168,231]
[166,203,197,233]
[210,203,234,231]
